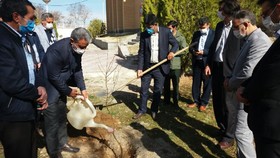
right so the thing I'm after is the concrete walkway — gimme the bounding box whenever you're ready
[82,44,140,98]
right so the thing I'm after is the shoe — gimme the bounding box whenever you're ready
[199,105,207,112]
[187,103,197,108]
[151,112,156,120]
[218,141,234,149]
[133,112,144,119]
[61,143,80,153]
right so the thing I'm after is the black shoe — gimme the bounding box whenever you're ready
[133,112,144,119]
[61,143,79,153]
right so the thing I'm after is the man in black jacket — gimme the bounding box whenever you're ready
[0,0,48,158]
[41,27,91,158]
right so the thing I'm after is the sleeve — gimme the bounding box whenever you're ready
[168,31,179,53]
[137,33,145,71]
[46,48,72,96]
[189,32,198,55]
[0,44,38,101]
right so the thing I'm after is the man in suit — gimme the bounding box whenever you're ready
[164,20,187,108]
[34,13,57,53]
[0,0,48,157]
[225,10,271,158]
[188,17,214,112]
[40,27,91,158]
[237,0,280,157]
[205,0,240,139]
[133,13,178,120]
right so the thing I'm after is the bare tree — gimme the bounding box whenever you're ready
[34,4,46,19]
[67,3,91,27]
[50,11,63,24]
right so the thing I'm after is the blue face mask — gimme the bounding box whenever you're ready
[19,20,35,35]
[146,28,154,35]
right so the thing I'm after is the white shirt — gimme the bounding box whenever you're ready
[150,30,159,63]
[198,29,209,51]
[214,21,232,62]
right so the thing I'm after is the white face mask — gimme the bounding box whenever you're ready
[262,16,280,32]
[72,44,86,55]
[200,28,208,34]
[233,29,246,39]
[217,11,225,20]
[45,22,53,29]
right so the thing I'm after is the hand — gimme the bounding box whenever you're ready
[223,78,229,91]
[81,90,88,100]
[205,65,211,76]
[69,87,79,98]
[236,87,250,104]
[137,70,143,78]
[167,52,175,60]
[36,86,48,110]
[195,50,203,56]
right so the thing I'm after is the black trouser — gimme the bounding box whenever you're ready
[0,120,36,158]
[164,69,181,106]
[43,98,68,157]
[255,136,280,158]
[211,62,227,131]
[191,60,212,106]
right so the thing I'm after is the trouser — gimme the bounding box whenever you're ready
[211,61,227,131]
[192,60,212,105]
[0,120,35,158]
[255,136,280,158]
[44,98,68,156]
[235,101,256,158]
[139,67,165,113]
[222,91,238,142]
[164,69,181,105]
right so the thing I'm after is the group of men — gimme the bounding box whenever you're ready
[134,0,280,157]
[0,0,91,158]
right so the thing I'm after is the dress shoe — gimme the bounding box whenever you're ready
[61,143,80,153]
[133,112,144,119]
[199,105,207,112]
[187,103,197,108]
[218,141,234,149]
[151,112,156,120]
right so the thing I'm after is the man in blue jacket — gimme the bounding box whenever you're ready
[40,27,92,158]
[0,0,48,158]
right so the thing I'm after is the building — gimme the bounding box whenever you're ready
[106,0,142,34]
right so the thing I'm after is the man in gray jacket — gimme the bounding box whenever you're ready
[224,10,272,158]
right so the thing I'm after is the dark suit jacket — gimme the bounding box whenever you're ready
[138,26,179,75]
[207,21,225,68]
[242,37,280,141]
[41,38,86,105]
[0,22,43,121]
[189,29,215,66]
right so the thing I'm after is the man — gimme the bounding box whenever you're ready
[188,17,214,112]
[34,12,56,53]
[164,20,187,108]
[41,27,91,158]
[237,0,280,157]
[133,13,178,120]
[0,0,48,158]
[205,0,240,138]
[226,10,271,158]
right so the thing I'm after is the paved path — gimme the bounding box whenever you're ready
[82,44,140,98]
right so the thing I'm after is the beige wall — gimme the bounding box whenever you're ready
[106,0,142,34]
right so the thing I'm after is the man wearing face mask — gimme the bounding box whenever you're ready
[163,20,187,108]
[205,0,240,140]
[225,10,271,158]
[0,0,48,157]
[133,13,178,120]
[262,0,280,38]
[40,27,91,158]
[237,0,280,157]
[188,17,214,112]
[34,13,57,53]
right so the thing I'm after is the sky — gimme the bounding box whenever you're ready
[29,0,106,22]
